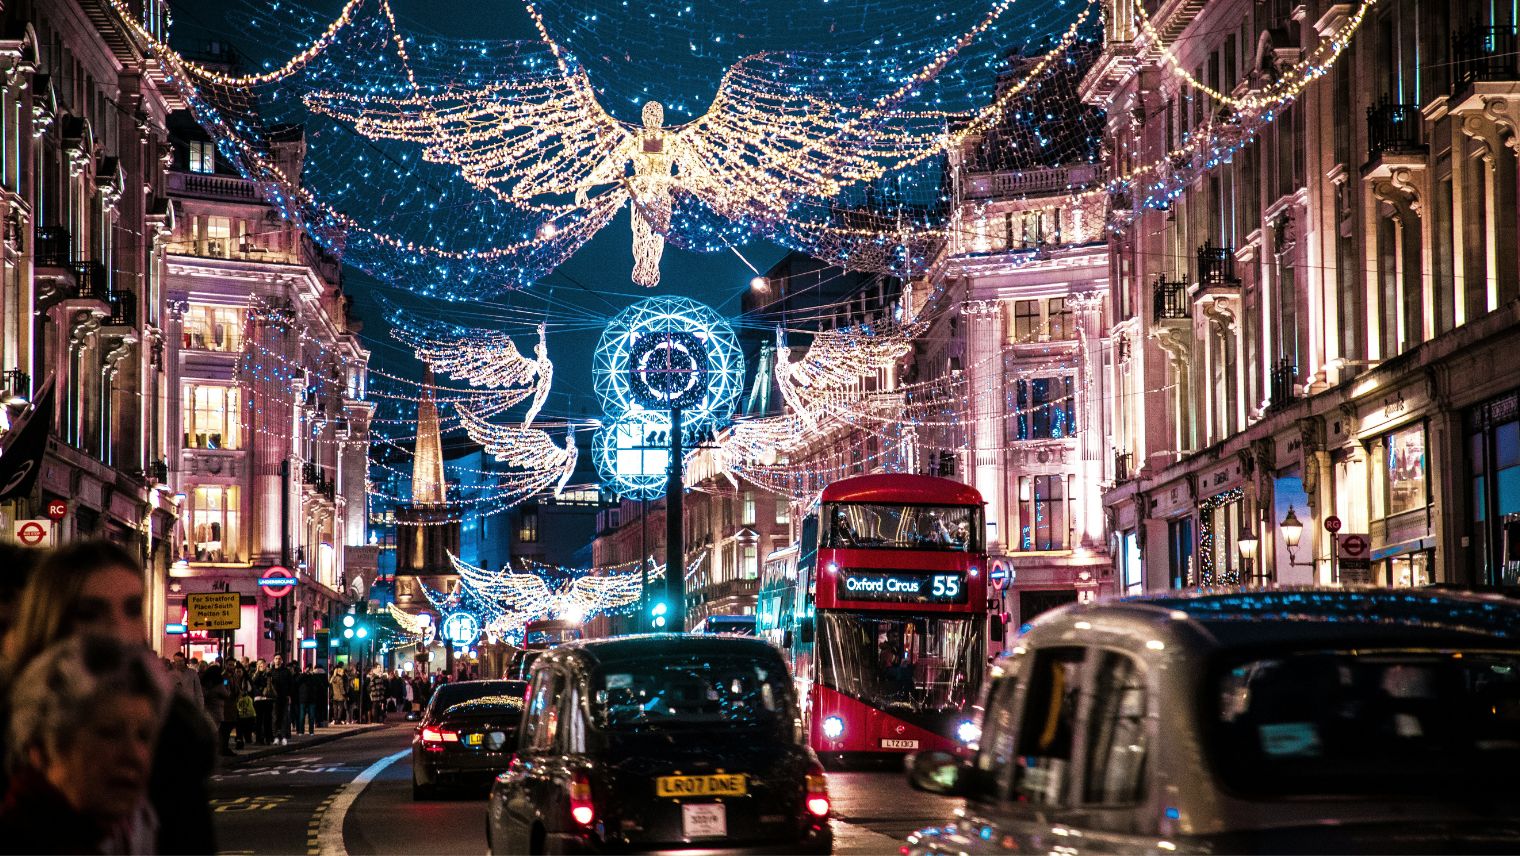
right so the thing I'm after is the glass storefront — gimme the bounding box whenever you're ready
[1468,391,1520,585]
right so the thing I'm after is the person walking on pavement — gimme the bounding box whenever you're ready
[329,664,348,724]
[294,665,316,735]
[251,659,274,745]
[268,655,293,744]
[201,664,233,758]
[368,667,387,723]
[170,652,203,710]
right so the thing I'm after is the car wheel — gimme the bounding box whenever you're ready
[412,776,433,801]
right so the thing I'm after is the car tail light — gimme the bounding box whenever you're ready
[805,761,830,817]
[569,770,595,827]
[421,726,458,744]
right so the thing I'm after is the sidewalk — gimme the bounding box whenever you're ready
[220,721,392,768]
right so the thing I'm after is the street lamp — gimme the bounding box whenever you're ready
[1237,534,1259,584]
[1280,505,1307,565]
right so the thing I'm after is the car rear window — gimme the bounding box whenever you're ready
[1211,649,1520,796]
[592,654,793,731]
[432,681,527,716]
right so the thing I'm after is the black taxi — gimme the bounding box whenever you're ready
[486,635,832,854]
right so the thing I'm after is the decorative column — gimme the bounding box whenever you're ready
[1071,290,1107,547]
[962,299,1004,554]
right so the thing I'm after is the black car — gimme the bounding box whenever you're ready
[412,679,528,799]
[487,635,833,854]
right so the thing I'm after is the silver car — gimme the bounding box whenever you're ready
[904,588,1520,854]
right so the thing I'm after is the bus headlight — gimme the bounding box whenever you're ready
[821,716,845,740]
[956,720,981,744]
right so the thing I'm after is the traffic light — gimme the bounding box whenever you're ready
[262,608,283,640]
[341,612,356,641]
[649,600,669,630]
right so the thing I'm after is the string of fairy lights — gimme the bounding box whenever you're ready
[134,0,1391,534]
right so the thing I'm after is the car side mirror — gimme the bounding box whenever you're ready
[800,618,814,644]
[906,751,966,796]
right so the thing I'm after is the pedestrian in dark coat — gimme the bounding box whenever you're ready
[268,655,294,743]
[201,664,233,757]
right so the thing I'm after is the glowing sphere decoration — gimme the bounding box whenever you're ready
[593,297,742,499]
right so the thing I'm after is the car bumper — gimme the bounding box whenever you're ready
[413,749,511,786]
[547,828,831,855]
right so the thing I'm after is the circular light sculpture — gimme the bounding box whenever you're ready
[594,297,742,499]
[593,296,742,434]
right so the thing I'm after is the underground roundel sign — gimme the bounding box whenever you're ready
[259,566,297,598]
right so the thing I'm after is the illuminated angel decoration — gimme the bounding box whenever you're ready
[445,551,681,625]
[456,407,578,499]
[302,23,954,287]
[773,315,922,426]
[394,322,553,426]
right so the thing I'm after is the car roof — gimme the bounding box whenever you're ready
[538,633,784,670]
[435,679,527,695]
[1006,587,1520,665]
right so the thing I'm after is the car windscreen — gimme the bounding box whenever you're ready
[822,502,983,552]
[431,682,527,717]
[816,610,984,715]
[591,654,794,731]
[1211,649,1520,796]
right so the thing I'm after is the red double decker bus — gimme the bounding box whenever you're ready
[757,474,994,766]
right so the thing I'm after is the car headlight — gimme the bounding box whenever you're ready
[821,715,845,740]
[956,720,981,744]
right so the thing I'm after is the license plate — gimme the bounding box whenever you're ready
[881,738,919,750]
[465,733,484,747]
[656,774,747,797]
[681,803,727,838]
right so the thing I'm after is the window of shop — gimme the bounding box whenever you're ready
[186,485,242,563]
[775,497,790,526]
[741,544,759,580]
[188,140,215,174]
[1373,424,1427,518]
[183,383,241,450]
[1047,297,1072,341]
[206,215,232,257]
[1168,517,1195,589]
[1199,488,1246,586]
[741,491,756,526]
[1018,474,1069,551]
[181,304,244,352]
[1469,392,1520,585]
[1013,300,1040,342]
[517,510,538,543]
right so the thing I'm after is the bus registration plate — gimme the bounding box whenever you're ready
[657,774,747,797]
[881,738,919,750]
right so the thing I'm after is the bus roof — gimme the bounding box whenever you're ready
[819,473,983,506]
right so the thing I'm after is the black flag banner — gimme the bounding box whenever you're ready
[0,377,54,501]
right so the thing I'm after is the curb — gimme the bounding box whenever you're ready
[220,723,391,769]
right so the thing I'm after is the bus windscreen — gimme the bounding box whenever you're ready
[823,503,983,552]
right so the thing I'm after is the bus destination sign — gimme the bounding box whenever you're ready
[835,570,968,604]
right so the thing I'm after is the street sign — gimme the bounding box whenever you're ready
[300,638,318,649]
[1337,532,1371,584]
[1324,515,1343,533]
[12,518,53,548]
[186,592,242,631]
[45,499,67,521]
[259,566,297,599]
[165,623,187,635]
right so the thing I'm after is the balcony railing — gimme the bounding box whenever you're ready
[35,226,70,267]
[1269,358,1299,409]
[1367,99,1424,157]
[1114,451,1133,483]
[1453,25,1520,89]
[148,458,169,485]
[302,461,320,485]
[167,170,259,201]
[1197,241,1238,286]
[1153,276,1190,321]
[316,477,336,502]
[70,262,109,302]
[105,290,136,326]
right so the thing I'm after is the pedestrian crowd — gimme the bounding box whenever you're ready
[0,539,461,854]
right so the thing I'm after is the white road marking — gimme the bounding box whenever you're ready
[316,749,408,856]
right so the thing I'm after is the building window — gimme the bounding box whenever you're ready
[741,491,756,526]
[186,485,241,563]
[741,544,759,580]
[1047,297,1072,340]
[517,510,539,543]
[775,497,791,526]
[205,216,232,257]
[1373,423,1427,519]
[1013,300,1040,342]
[183,383,241,450]
[1018,474,1068,551]
[181,304,244,352]
[188,140,215,174]
[1010,376,1078,440]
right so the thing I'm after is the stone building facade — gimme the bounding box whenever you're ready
[1086,0,1520,590]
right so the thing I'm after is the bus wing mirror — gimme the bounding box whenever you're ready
[782,629,794,649]
[989,614,1005,643]
[800,619,814,644]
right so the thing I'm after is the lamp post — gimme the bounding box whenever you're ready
[1280,505,1311,567]
[1237,534,1259,585]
